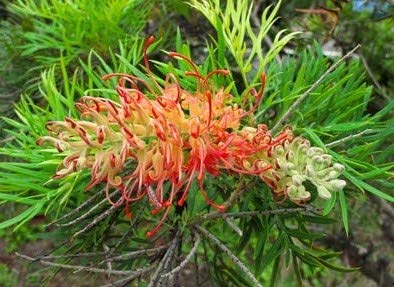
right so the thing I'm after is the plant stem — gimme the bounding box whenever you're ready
[101,267,155,287]
[271,44,361,134]
[148,231,180,287]
[38,251,109,260]
[106,246,168,262]
[46,191,105,228]
[325,129,374,147]
[194,225,263,287]
[359,53,390,102]
[16,252,150,276]
[225,218,243,236]
[72,200,123,239]
[161,233,201,279]
[192,175,247,224]
[56,192,118,227]
[198,207,307,221]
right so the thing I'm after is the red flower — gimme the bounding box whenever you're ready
[38,37,306,237]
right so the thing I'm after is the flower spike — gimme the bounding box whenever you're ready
[38,41,346,237]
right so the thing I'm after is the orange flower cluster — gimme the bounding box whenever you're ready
[38,37,343,237]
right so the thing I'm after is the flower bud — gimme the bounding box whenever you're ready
[76,156,86,170]
[286,151,295,161]
[317,185,331,199]
[327,179,346,191]
[308,147,324,157]
[324,170,339,181]
[322,154,332,166]
[306,164,316,177]
[276,158,287,169]
[286,162,295,170]
[333,163,345,172]
[275,145,285,155]
[292,174,304,186]
[311,155,324,169]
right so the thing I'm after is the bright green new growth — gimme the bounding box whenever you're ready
[189,0,298,86]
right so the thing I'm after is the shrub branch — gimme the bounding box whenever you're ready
[194,225,263,287]
[15,252,150,276]
[161,233,201,279]
[271,44,361,134]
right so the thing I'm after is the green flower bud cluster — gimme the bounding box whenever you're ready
[265,138,346,202]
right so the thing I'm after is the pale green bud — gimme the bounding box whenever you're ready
[317,185,331,199]
[306,164,316,177]
[322,154,332,166]
[276,158,286,168]
[333,163,345,172]
[275,145,285,155]
[308,147,324,157]
[327,179,346,191]
[286,162,295,170]
[292,174,304,186]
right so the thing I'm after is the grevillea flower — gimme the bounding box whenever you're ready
[37,37,346,236]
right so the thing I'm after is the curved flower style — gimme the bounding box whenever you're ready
[37,37,346,236]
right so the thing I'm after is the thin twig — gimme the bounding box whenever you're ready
[157,233,181,286]
[271,44,361,134]
[173,234,182,287]
[16,252,146,276]
[38,251,109,260]
[359,53,390,102]
[193,233,200,286]
[325,129,374,147]
[223,176,248,210]
[72,200,123,239]
[46,191,105,228]
[100,266,155,287]
[36,239,71,260]
[161,233,201,279]
[194,225,263,287]
[225,218,243,237]
[192,176,247,224]
[105,206,145,260]
[201,240,214,287]
[148,232,180,287]
[103,244,112,277]
[0,136,16,144]
[56,190,120,227]
[197,207,307,222]
[105,246,168,263]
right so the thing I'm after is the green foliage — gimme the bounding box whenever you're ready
[9,0,150,68]
[189,0,299,87]
[0,264,18,287]
[2,28,393,287]
[277,0,394,99]
[0,20,30,115]
[0,39,145,229]
[255,43,394,233]
[0,0,152,121]
[0,213,44,252]
[0,1,393,286]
